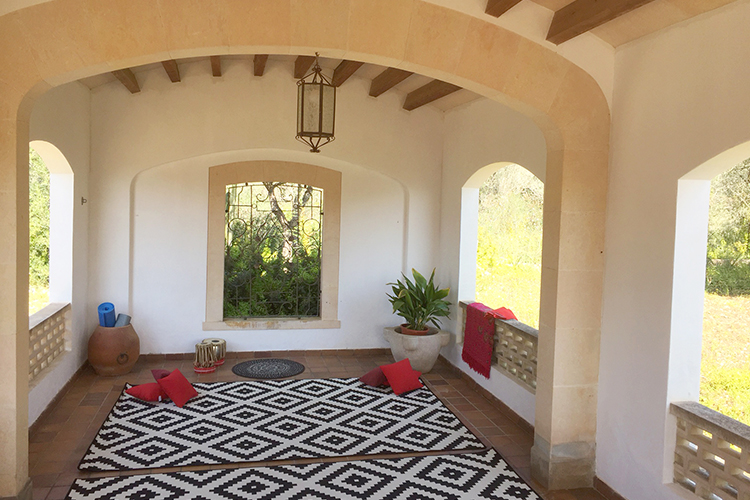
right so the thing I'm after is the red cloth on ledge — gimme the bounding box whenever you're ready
[462,302,496,379]
[462,303,518,379]
[487,306,517,321]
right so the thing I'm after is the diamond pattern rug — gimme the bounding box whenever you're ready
[79,378,486,471]
[68,449,539,500]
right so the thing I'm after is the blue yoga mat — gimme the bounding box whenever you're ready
[98,302,115,327]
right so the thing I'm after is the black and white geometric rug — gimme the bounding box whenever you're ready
[67,448,539,500]
[79,378,485,471]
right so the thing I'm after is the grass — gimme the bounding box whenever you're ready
[700,292,750,424]
[475,262,540,329]
[29,286,49,315]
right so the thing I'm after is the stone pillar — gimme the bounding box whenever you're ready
[0,114,31,499]
[531,145,608,489]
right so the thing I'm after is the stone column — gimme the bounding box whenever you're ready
[530,68,609,489]
[0,114,32,499]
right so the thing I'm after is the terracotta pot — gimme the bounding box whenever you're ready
[398,323,430,336]
[88,324,140,376]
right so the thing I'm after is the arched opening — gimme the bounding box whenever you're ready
[29,140,74,307]
[458,162,544,328]
[476,165,543,328]
[670,141,750,403]
[700,158,750,422]
[0,1,612,494]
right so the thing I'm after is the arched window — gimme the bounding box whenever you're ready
[204,161,341,330]
[28,141,74,311]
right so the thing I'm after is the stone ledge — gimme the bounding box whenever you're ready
[671,400,750,450]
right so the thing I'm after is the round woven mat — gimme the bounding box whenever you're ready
[231,359,305,379]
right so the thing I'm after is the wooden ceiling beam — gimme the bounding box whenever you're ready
[332,60,364,87]
[403,80,461,111]
[294,56,315,78]
[162,59,181,82]
[547,0,657,44]
[254,54,269,76]
[210,56,222,77]
[112,69,140,94]
[369,68,413,97]
[485,0,523,17]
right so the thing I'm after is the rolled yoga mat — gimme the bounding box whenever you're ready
[97,302,115,327]
[114,314,131,327]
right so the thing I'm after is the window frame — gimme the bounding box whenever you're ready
[203,161,341,330]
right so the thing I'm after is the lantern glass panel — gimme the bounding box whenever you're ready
[321,85,335,136]
[297,84,304,135]
[302,83,322,134]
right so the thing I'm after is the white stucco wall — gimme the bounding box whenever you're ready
[439,98,547,425]
[599,2,750,499]
[28,82,91,425]
[88,58,446,353]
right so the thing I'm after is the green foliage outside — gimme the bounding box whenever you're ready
[29,149,50,314]
[705,158,750,295]
[223,183,322,319]
[700,158,750,425]
[476,165,543,328]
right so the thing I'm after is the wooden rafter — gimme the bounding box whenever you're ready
[254,55,269,76]
[403,80,461,111]
[547,0,657,44]
[162,60,181,82]
[485,0,522,17]
[112,69,140,94]
[210,56,221,77]
[369,68,413,97]
[332,60,364,87]
[294,56,315,78]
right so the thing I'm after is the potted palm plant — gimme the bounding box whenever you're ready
[384,269,452,372]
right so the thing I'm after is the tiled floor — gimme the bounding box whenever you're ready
[28,351,607,500]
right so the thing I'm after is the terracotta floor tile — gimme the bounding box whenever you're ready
[31,487,50,500]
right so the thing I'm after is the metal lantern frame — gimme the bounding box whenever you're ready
[296,54,336,153]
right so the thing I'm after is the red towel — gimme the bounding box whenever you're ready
[487,307,517,321]
[462,303,496,379]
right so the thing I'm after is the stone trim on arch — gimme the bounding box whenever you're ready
[0,0,610,495]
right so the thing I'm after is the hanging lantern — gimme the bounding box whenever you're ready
[296,53,336,153]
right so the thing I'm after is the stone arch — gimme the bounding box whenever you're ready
[0,0,609,495]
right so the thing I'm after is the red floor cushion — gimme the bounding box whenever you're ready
[380,359,423,395]
[151,369,171,381]
[157,369,198,407]
[125,382,167,402]
[359,366,390,387]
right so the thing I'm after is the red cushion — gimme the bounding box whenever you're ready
[157,369,198,407]
[125,383,167,402]
[359,367,390,387]
[151,369,171,381]
[380,359,423,395]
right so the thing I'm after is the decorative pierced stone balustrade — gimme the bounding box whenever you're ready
[29,303,71,383]
[671,401,750,500]
[459,302,538,393]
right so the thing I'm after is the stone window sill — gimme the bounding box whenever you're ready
[202,319,341,331]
